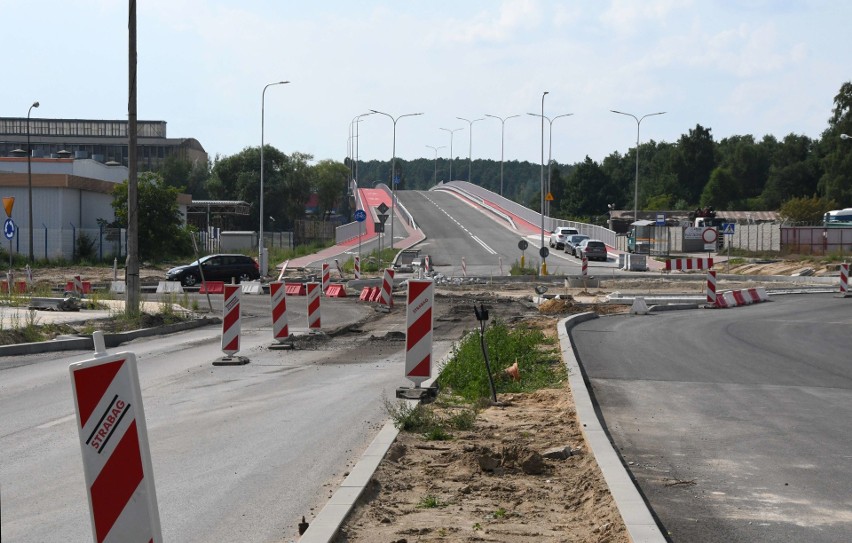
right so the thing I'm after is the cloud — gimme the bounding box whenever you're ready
[435,0,543,44]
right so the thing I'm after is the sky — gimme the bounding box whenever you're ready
[3,1,850,171]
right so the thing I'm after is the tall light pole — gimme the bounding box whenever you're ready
[527,112,572,217]
[538,92,548,273]
[610,110,666,223]
[348,112,373,189]
[841,133,851,140]
[426,145,446,185]
[485,114,520,197]
[26,101,39,263]
[457,116,485,183]
[260,80,289,276]
[369,109,423,250]
[439,127,463,182]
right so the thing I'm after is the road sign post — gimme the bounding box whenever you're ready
[4,218,14,268]
[354,209,366,274]
[518,239,528,271]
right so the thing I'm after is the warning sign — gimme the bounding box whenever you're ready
[2,197,14,217]
[545,192,554,201]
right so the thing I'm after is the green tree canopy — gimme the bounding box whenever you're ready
[112,172,192,262]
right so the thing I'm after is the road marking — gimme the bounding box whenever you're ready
[37,413,77,429]
[423,194,497,255]
[471,235,497,254]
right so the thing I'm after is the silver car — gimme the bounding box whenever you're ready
[564,234,589,256]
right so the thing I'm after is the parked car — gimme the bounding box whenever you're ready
[564,234,589,256]
[549,226,580,250]
[577,239,608,262]
[166,254,260,286]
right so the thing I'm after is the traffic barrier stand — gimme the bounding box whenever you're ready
[285,282,306,296]
[156,281,184,294]
[306,282,322,331]
[369,286,382,303]
[241,280,263,294]
[630,296,649,315]
[325,284,347,297]
[269,281,293,350]
[199,281,225,294]
[0,280,28,294]
[581,256,588,277]
[840,263,850,297]
[69,331,163,543]
[65,276,92,295]
[706,270,717,306]
[713,288,769,309]
[397,279,438,400]
[214,284,248,365]
[380,268,395,309]
[359,286,372,301]
[731,290,749,306]
[321,263,330,295]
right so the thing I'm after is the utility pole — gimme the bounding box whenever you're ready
[126,0,140,316]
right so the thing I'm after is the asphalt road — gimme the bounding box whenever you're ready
[397,190,618,276]
[0,295,455,542]
[571,294,852,542]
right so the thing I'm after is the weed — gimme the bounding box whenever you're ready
[383,398,439,433]
[447,408,477,430]
[493,507,507,518]
[510,260,538,276]
[417,495,443,509]
[423,426,453,441]
[473,523,482,531]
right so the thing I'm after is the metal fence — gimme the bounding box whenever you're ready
[613,223,782,254]
[4,226,127,262]
[781,227,852,256]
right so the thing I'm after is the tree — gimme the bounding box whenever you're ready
[779,195,838,223]
[818,81,852,202]
[761,134,822,209]
[112,172,192,262]
[559,156,620,218]
[673,124,717,204]
[312,159,350,219]
[700,167,739,209]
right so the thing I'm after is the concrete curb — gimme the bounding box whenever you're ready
[558,313,667,543]
[0,317,221,357]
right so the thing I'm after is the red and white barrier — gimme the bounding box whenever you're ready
[69,337,162,543]
[270,281,289,342]
[321,263,330,295]
[406,280,434,387]
[499,256,504,276]
[841,263,849,297]
[354,255,361,280]
[424,255,431,273]
[581,256,588,277]
[306,282,321,329]
[706,270,717,305]
[714,287,769,308]
[277,259,289,282]
[380,268,395,308]
[461,257,467,277]
[221,284,241,355]
[666,258,714,272]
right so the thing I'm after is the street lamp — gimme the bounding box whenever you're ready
[439,127,463,182]
[484,114,520,197]
[27,100,39,263]
[456,116,485,183]
[425,145,446,185]
[527,111,572,217]
[841,133,851,140]
[369,109,423,250]
[260,80,289,276]
[349,112,374,189]
[610,109,666,223]
[538,92,548,273]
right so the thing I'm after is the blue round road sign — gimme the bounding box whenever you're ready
[3,218,14,240]
[354,210,367,222]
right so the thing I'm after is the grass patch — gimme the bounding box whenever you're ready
[417,495,445,509]
[510,260,538,276]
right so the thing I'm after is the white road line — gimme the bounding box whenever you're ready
[471,236,497,254]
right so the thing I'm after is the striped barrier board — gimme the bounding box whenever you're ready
[325,284,346,297]
[706,270,717,305]
[69,337,162,543]
[354,256,360,280]
[581,256,588,277]
[380,268,395,308]
[666,258,714,271]
[221,284,241,355]
[369,286,382,302]
[270,282,289,342]
[714,288,769,308]
[66,279,92,294]
[405,280,434,387]
[359,287,372,301]
[841,263,849,297]
[321,263,330,295]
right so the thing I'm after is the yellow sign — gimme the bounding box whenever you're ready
[2,197,14,217]
[545,192,554,201]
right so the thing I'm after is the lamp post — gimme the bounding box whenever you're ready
[439,127,463,182]
[260,80,289,276]
[27,101,39,263]
[425,145,446,185]
[456,116,485,183]
[369,109,423,250]
[527,111,572,217]
[610,109,666,223]
[485,114,520,197]
[538,92,548,273]
[841,133,850,140]
[349,112,373,188]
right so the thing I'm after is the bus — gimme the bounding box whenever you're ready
[823,208,852,227]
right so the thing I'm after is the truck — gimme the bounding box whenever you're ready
[689,207,725,250]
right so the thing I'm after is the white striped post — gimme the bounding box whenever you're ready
[380,268,395,308]
[306,282,321,329]
[321,263,330,295]
[462,257,467,277]
[221,284,241,356]
[406,280,434,387]
[354,255,361,280]
[706,270,717,306]
[270,281,289,342]
[581,256,588,277]
[841,263,849,297]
